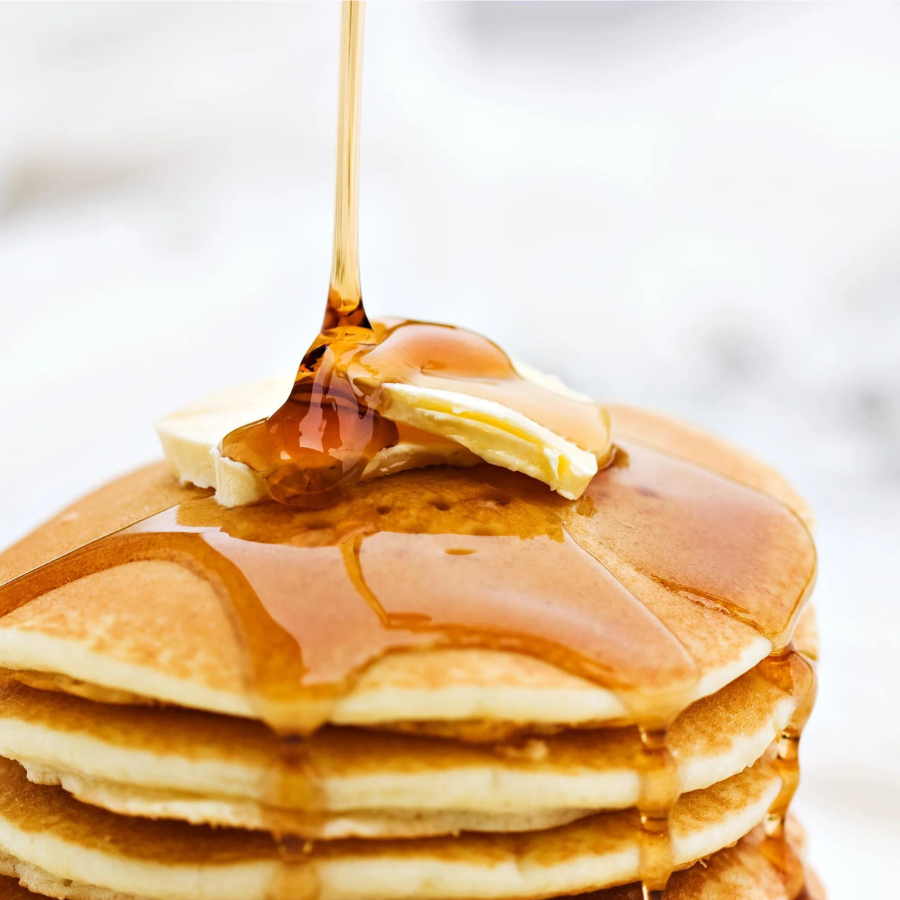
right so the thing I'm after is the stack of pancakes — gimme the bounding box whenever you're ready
[0,406,822,899]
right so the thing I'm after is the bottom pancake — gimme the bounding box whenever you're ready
[0,823,821,900]
[0,753,784,900]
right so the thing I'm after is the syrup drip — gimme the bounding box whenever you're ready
[766,719,803,841]
[757,645,818,900]
[635,726,679,900]
[628,647,817,900]
[758,648,817,835]
[269,834,319,900]
[631,645,816,900]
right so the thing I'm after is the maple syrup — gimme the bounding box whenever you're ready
[757,645,818,899]
[635,726,679,900]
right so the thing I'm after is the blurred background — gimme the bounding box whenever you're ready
[0,3,898,894]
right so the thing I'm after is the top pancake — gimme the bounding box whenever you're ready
[0,406,816,731]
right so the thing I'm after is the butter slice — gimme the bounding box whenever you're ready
[156,376,478,507]
[380,384,598,500]
[155,376,294,493]
[155,367,602,506]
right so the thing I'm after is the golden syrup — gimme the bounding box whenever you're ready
[758,647,817,835]
[757,645,818,900]
[0,438,817,705]
[635,726,679,900]
[730,819,820,900]
[744,814,821,900]
[0,442,816,725]
[0,458,687,729]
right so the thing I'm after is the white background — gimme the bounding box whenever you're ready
[0,4,898,895]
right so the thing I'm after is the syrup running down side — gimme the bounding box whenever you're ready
[635,725,679,900]
[758,645,818,900]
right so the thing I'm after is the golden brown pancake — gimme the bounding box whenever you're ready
[0,405,816,734]
[0,823,822,900]
[0,650,813,837]
[585,820,822,900]
[0,753,784,900]
[604,405,814,530]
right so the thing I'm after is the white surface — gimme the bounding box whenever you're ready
[0,3,898,895]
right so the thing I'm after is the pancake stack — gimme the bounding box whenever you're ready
[0,405,822,899]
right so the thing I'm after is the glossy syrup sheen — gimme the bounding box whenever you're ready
[0,442,815,725]
[221,317,611,507]
[759,647,818,839]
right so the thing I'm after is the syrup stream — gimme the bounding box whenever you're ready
[327,0,365,321]
[220,0,610,511]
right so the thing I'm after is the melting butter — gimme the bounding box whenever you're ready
[156,375,478,508]
[155,342,607,507]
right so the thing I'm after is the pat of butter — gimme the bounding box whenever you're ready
[155,376,293,494]
[155,366,602,507]
[380,383,599,501]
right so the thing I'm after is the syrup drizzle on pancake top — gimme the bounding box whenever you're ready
[0,3,819,898]
[0,445,817,898]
